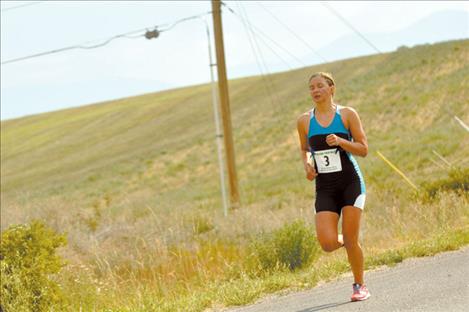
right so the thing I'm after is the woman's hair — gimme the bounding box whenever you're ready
[308,72,335,87]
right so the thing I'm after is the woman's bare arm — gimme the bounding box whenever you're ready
[297,113,317,180]
[325,107,368,157]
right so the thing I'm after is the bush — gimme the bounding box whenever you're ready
[422,167,469,198]
[192,215,215,235]
[397,45,409,51]
[0,220,67,312]
[250,220,320,272]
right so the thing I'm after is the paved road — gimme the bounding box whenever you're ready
[224,247,469,312]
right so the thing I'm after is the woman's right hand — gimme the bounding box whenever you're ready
[305,163,318,181]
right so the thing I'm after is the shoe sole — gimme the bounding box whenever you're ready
[351,293,371,302]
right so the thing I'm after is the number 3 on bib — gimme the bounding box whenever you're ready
[313,148,342,173]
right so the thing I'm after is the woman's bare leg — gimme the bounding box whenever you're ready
[342,206,364,284]
[315,211,343,252]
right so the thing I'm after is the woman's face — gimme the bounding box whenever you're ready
[309,76,334,104]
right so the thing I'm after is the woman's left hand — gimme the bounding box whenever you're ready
[326,134,341,147]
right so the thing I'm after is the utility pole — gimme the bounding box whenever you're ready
[211,0,240,208]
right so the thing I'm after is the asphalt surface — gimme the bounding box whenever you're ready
[223,247,469,312]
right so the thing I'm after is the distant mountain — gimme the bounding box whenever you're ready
[314,10,468,62]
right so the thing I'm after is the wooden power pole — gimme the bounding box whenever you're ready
[211,0,240,207]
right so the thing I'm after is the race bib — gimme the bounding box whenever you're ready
[313,148,342,173]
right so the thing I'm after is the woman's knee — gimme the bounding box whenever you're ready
[343,236,360,249]
[320,240,338,252]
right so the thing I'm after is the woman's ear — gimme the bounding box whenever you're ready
[330,85,336,97]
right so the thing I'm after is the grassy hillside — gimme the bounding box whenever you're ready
[2,40,467,203]
[1,39,468,310]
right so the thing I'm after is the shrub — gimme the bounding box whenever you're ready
[397,45,409,51]
[250,220,320,272]
[192,215,215,235]
[0,220,67,312]
[422,167,469,198]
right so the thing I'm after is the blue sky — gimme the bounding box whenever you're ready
[1,1,468,120]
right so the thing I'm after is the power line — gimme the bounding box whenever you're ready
[249,20,306,67]
[234,3,293,72]
[236,2,269,72]
[238,2,285,73]
[157,12,211,33]
[1,1,43,12]
[224,3,305,67]
[320,2,382,54]
[1,30,144,65]
[248,24,294,71]
[236,1,276,108]
[256,2,328,64]
[1,11,212,65]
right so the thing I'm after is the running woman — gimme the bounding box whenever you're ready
[296,72,371,302]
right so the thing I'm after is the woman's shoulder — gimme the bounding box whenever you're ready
[297,110,312,134]
[337,105,359,117]
[297,110,312,124]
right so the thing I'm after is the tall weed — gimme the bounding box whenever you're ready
[0,220,67,312]
[250,220,320,272]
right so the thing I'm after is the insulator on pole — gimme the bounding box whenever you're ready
[145,28,160,40]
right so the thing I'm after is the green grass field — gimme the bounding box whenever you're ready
[1,39,468,311]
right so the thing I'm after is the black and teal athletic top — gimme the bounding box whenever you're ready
[308,105,366,212]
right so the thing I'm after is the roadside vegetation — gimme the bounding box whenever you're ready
[1,39,468,311]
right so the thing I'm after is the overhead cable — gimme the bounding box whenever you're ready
[248,25,294,71]
[256,2,328,63]
[235,2,294,71]
[1,11,212,65]
[1,1,43,12]
[224,3,306,67]
[320,2,382,54]
[236,1,277,108]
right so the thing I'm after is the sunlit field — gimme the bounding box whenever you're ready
[1,39,468,311]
